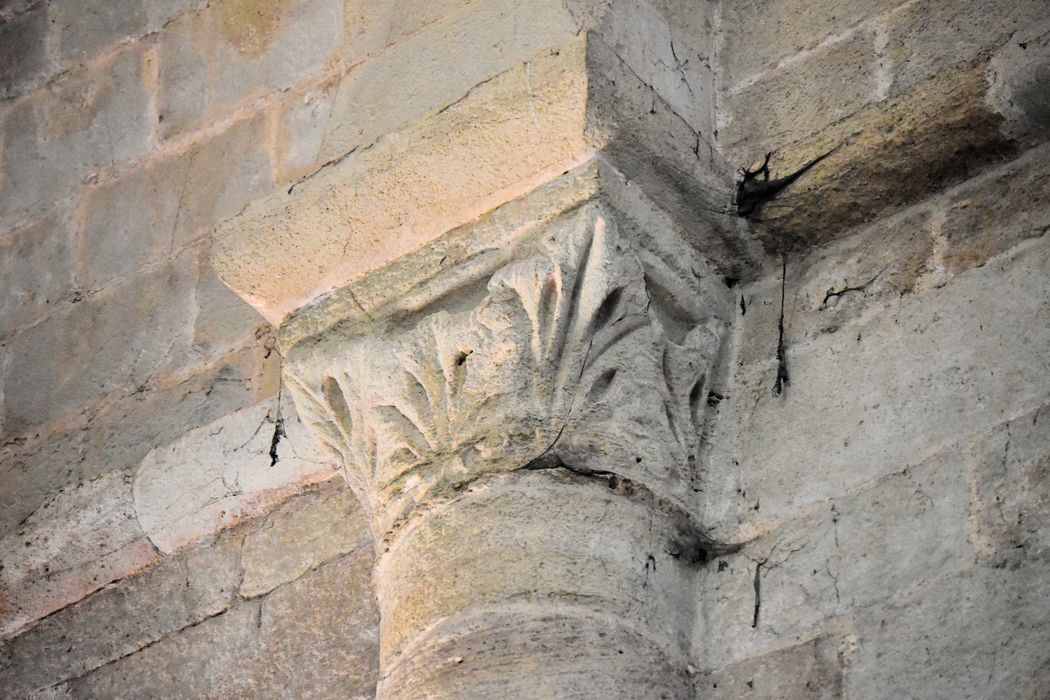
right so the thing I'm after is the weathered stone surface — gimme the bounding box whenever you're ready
[0,531,241,696]
[239,479,368,598]
[0,46,151,225]
[214,38,594,323]
[703,635,845,699]
[0,343,278,536]
[733,204,934,367]
[711,236,1050,524]
[593,0,715,137]
[721,29,880,158]
[941,143,1050,276]
[0,470,159,638]
[192,250,269,363]
[77,115,274,291]
[133,399,337,554]
[53,0,200,66]
[2,251,197,439]
[720,0,900,86]
[321,0,576,161]
[156,0,341,138]
[988,20,1050,144]
[883,0,1045,98]
[342,0,472,68]
[697,443,973,669]
[68,552,379,699]
[846,555,1050,699]
[0,213,76,339]
[274,75,338,182]
[0,3,51,100]
[737,65,1017,251]
[969,402,1050,562]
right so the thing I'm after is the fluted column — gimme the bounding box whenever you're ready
[280,195,732,697]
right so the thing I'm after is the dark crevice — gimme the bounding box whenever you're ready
[821,270,883,307]
[751,560,763,628]
[773,254,790,397]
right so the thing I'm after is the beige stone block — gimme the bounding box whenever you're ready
[239,479,370,598]
[214,38,594,324]
[1,251,197,439]
[53,0,199,66]
[704,636,845,699]
[67,553,378,698]
[0,46,151,225]
[133,399,338,554]
[156,0,341,138]
[0,213,76,339]
[941,143,1050,276]
[0,470,160,638]
[721,29,880,158]
[320,0,577,161]
[0,531,242,696]
[720,0,901,86]
[77,115,273,291]
[0,343,278,536]
[341,0,473,68]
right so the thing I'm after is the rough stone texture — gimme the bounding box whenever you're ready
[703,635,845,699]
[2,252,198,439]
[3,1,1050,697]
[0,3,51,100]
[239,479,367,598]
[77,114,274,292]
[0,212,76,339]
[0,46,152,226]
[66,547,378,699]
[0,470,159,637]
[133,399,337,554]
[156,0,342,138]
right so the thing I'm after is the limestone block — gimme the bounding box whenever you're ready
[1,251,197,439]
[133,398,338,554]
[0,531,242,697]
[0,3,51,100]
[697,442,973,669]
[733,204,934,367]
[275,76,338,183]
[711,236,1050,524]
[192,250,269,363]
[239,479,370,598]
[214,39,594,324]
[721,29,880,157]
[0,46,151,225]
[0,343,278,536]
[988,20,1050,143]
[941,143,1050,276]
[703,635,845,699]
[883,0,1046,98]
[0,470,159,638]
[969,402,1050,561]
[0,213,76,339]
[846,556,1050,698]
[214,34,742,325]
[53,0,200,66]
[77,115,274,291]
[592,0,715,136]
[730,64,1017,251]
[67,553,378,699]
[321,0,577,161]
[156,0,341,138]
[342,0,473,68]
[719,0,901,86]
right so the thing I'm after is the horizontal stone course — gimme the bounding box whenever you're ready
[77,114,274,292]
[711,235,1050,525]
[0,213,76,340]
[719,0,902,87]
[156,0,342,139]
[0,45,152,227]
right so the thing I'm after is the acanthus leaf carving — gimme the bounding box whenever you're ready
[284,202,730,539]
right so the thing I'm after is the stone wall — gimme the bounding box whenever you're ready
[1,0,1048,698]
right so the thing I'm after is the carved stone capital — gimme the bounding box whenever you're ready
[283,196,730,543]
